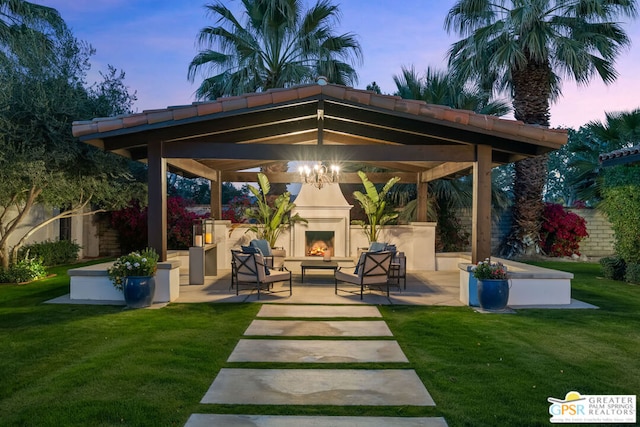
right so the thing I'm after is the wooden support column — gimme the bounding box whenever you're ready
[416,176,428,222]
[210,170,222,219]
[147,141,167,261]
[472,144,492,264]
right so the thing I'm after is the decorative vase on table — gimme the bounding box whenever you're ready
[123,276,156,308]
[477,279,509,311]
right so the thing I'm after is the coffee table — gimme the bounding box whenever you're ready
[300,260,339,282]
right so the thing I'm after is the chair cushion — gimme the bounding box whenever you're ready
[369,242,387,252]
[384,244,397,253]
[354,252,367,274]
[241,246,270,275]
[250,239,272,257]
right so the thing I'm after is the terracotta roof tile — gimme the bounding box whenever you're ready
[171,106,198,121]
[71,83,567,151]
[246,92,273,108]
[271,88,300,104]
[442,109,470,125]
[369,93,399,110]
[72,121,98,137]
[599,145,640,161]
[122,114,149,128]
[394,100,422,115]
[296,84,322,99]
[344,89,371,105]
[147,110,174,124]
[468,113,494,131]
[419,105,447,120]
[97,118,123,133]
[221,96,248,112]
[196,101,223,116]
[320,85,347,100]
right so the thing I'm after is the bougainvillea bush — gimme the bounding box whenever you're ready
[111,197,207,252]
[221,195,252,223]
[540,203,588,257]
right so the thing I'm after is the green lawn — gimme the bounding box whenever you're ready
[1,261,638,426]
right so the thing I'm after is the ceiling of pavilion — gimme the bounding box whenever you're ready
[72,83,568,183]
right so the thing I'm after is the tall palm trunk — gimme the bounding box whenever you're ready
[501,59,551,257]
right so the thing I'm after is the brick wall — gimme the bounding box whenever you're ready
[567,208,615,257]
[96,215,121,257]
[455,208,615,257]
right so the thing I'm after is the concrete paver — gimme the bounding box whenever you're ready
[257,304,382,318]
[185,414,448,427]
[244,320,393,336]
[201,368,435,406]
[228,339,409,363]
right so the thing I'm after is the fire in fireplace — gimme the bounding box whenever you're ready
[305,231,335,257]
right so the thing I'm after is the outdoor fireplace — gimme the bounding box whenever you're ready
[305,231,335,257]
[291,183,353,258]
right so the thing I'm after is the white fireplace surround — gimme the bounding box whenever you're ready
[291,183,352,258]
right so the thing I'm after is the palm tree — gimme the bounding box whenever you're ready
[393,65,510,116]
[0,0,66,64]
[187,0,363,100]
[567,108,640,204]
[392,65,511,250]
[445,0,637,257]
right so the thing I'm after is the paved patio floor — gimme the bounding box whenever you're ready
[176,269,464,306]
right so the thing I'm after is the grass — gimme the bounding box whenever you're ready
[0,260,638,426]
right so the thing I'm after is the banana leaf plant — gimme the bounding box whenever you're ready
[245,173,307,247]
[351,171,400,243]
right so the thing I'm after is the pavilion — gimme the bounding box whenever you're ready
[72,81,567,265]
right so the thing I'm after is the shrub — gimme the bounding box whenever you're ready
[0,257,47,283]
[540,203,588,257]
[624,263,640,285]
[110,197,207,252]
[18,239,80,266]
[110,199,148,253]
[599,256,626,281]
[601,166,640,264]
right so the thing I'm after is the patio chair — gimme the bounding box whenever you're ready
[335,251,393,299]
[231,250,291,299]
[389,252,407,290]
[249,239,285,270]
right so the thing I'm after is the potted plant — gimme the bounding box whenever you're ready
[108,248,159,308]
[245,173,307,248]
[471,258,509,311]
[351,171,400,244]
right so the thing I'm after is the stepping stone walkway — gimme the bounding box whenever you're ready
[185,304,447,427]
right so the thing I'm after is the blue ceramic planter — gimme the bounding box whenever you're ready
[477,279,509,311]
[123,276,155,308]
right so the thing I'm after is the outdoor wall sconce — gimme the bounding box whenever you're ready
[298,162,339,189]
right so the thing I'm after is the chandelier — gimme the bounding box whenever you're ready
[299,162,339,189]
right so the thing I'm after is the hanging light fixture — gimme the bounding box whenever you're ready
[299,162,339,189]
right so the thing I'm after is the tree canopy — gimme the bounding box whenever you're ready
[445,0,638,257]
[187,0,363,99]
[0,22,141,267]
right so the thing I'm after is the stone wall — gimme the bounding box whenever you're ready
[457,208,615,257]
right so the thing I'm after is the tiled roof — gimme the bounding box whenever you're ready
[72,83,567,148]
[599,145,640,165]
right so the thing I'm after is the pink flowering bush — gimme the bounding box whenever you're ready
[110,197,207,251]
[540,203,588,257]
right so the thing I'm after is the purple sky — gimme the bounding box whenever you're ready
[35,0,640,129]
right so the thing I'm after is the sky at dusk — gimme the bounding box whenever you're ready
[35,0,640,129]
